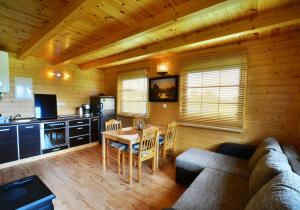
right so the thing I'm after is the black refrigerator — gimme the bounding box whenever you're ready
[90,96,116,143]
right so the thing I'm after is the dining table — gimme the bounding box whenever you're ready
[101,126,165,184]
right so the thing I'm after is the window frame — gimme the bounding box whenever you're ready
[179,51,247,132]
[117,69,149,117]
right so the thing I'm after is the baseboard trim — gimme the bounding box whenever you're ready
[0,142,99,170]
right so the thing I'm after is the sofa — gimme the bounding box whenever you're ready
[172,137,300,210]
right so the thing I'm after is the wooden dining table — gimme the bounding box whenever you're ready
[101,126,164,184]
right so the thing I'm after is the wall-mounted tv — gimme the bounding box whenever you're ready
[149,75,179,102]
[34,94,58,119]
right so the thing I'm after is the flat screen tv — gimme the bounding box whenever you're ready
[34,94,58,119]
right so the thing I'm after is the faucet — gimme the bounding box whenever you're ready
[10,114,21,122]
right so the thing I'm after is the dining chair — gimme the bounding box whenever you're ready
[132,117,145,129]
[159,121,178,161]
[105,119,127,174]
[125,126,158,183]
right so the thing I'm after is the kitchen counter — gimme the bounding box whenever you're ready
[0,115,100,126]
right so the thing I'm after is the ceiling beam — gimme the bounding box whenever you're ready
[53,0,236,65]
[17,0,98,60]
[80,5,300,70]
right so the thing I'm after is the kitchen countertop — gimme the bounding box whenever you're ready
[0,115,100,126]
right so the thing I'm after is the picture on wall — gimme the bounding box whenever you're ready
[149,75,178,102]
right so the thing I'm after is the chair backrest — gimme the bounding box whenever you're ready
[165,121,178,147]
[139,126,158,156]
[133,117,145,129]
[105,119,122,131]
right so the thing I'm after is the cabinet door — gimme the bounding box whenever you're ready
[0,126,18,163]
[91,118,99,142]
[69,135,90,147]
[69,125,89,137]
[18,124,41,159]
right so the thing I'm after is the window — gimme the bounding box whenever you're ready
[117,69,148,117]
[179,51,247,132]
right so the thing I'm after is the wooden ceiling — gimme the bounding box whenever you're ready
[0,0,300,70]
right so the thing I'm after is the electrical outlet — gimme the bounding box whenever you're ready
[163,104,167,109]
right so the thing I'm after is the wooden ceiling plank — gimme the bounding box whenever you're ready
[53,0,234,65]
[79,5,300,70]
[17,0,99,60]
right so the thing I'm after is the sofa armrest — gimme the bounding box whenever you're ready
[216,142,256,160]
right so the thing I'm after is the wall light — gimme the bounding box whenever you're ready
[63,73,70,80]
[157,62,169,75]
[47,70,70,80]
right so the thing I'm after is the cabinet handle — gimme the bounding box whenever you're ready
[0,128,10,132]
[77,121,83,124]
[52,148,61,152]
[77,127,83,130]
[25,126,34,129]
[77,137,83,140]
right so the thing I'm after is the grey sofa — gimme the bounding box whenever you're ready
[172,137,300,210]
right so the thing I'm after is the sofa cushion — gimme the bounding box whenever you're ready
[281,144,300,175]
[249,150,291,196]
[245,172,300,210]
[216,142,256,160]
[248,137,282,171]
[173,168,249,210]
[281,144,300,160]
[176,148,249,181]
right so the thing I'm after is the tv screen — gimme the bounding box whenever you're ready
[34,94,57,119]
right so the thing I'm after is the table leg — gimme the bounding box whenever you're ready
[102,135,106,171]
[129,144,132,184]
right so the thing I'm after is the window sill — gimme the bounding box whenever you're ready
[178,122,244,133]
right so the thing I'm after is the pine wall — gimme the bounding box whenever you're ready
[102,31,300,153]
[0,53,104,117]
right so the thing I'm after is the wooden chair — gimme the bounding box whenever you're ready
[105,119,126,174]
[132,117,145,129]
[160,121,178,161]
[125,126,158,182]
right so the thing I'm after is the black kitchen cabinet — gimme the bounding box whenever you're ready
[0,126,18,163]
[69,125,89,137]
[91,117,99,142]
[18,124,41,159]
[68,119,90,148]
[69,135,90,147]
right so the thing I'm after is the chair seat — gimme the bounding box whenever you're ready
[109,141,127,151]
[128,144,151,157]
[159,135,165,145]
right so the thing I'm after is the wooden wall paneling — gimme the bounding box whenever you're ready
[102,30,300,153]
[0,54,104,117]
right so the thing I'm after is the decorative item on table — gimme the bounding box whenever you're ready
[137,121,145,130]
[149,75,179,102]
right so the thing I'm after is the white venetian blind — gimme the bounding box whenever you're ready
[179,51,247,132]
[117,69,148,117]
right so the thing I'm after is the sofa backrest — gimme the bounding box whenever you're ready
[248,137,282,171]
[249,150,291,196]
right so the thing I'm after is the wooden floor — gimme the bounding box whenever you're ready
[0,145,185,210]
